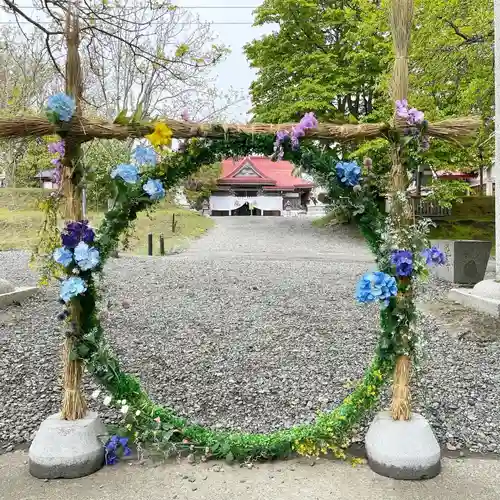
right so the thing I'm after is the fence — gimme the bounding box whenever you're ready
[411,198,451,218]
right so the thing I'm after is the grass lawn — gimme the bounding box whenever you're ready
[429,220,496,256]
[0,204,214,255]
[312,211,496,256]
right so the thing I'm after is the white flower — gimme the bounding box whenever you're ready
[135,410,141,416]
[121,399,127,405]
[91,389,101,400]
[120,405,129,414]
[103,395,112,406]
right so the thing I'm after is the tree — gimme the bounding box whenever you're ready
[183,162,221,210]
[1,0,240,122]
[244,0,391,123]
[0,26,57,186]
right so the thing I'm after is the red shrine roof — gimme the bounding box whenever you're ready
[219,156,314,191]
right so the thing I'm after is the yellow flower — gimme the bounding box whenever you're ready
[146,122,173,147]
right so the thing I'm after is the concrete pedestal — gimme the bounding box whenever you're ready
[365,411,441,480]
[29,412,106,479]
[429,240,492,285]
[448,279,500,318]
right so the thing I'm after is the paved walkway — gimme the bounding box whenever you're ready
[1,451,500,500]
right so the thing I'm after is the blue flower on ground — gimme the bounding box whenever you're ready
[60,276,87,303]
[133,146,157,166]
[47,93,76,122]
[111,163,139,184]
[336,161,361,187]
[422,246,446,266]
[105,435,131,465]
[53,247,73,267]
[356,271,398,307]
[143,179,165,200]
[390,250,413,277]
[74,242,100,271]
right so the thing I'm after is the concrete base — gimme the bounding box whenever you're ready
[448,279,500,318]
[0,286,38,308]
[29,412,106,479]
[365,411,441,480]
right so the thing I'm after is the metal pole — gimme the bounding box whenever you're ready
[159,234,165,256]
[147,233,153,256]
[82,188,87,218]
[495,0,500,280]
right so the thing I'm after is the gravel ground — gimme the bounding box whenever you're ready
[0,217,499,455]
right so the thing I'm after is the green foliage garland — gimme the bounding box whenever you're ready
[50,131,428,461]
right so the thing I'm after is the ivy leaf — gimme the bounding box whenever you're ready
[77,343,90,358]
[69,349,79,361]
[114,109,129,125]
[131,102,144,124]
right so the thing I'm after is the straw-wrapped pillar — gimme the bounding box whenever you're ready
[388,0,414,421]
[60,9,87,421]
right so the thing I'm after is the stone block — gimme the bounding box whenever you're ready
[29,412,106,479]
[448,279,500,318]
[365,411,441,480]
[430,239,492,285]
[0,279,15,294]
[0,285,38,309]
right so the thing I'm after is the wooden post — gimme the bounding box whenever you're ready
[147,233,153,256]
[61,8,87,421]
[159,234,165,256]
[389,0,414,421]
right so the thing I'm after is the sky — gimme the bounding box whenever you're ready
[0,0,275,122]
[174,0,275,120]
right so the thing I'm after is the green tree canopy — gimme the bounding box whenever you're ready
[245,0,390,123]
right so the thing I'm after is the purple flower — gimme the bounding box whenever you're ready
[61,220,95,248]
[299,112,318,130]
[105,452,118,465]
[52,167,62,185]
[396,99,409,119]
[421,136,430,151]
[408,108,425,125]
[390,250,414,277]
[48,140,65,156]
[276,130,289,143]
[181,109,190,121]
[422,247,446,266]
[105,435,131,465]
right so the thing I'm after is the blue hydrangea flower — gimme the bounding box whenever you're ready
[143,179,165,200]
[60,276,87,303]
[422,246,446,266]
[74,242,100,271]
[336,161,361,187]
[390,250,413,277]
[133,146,157,166]
[111,163,139,184]
[53,247,73,267]
[356,271,398,307]
[47,93,76,122]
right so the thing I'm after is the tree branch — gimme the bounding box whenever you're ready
[2,0,63,36]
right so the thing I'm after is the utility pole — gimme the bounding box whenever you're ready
[495,0,500,280]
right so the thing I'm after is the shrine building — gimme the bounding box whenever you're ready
[209,156,314,216]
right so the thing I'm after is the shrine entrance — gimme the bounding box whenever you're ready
[231,202,262,216]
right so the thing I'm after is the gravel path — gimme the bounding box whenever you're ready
[0,217,499,455]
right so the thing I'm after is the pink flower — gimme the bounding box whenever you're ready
[182,438,190,444]
[154,417,161,423]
